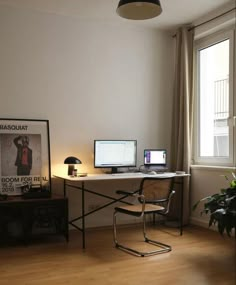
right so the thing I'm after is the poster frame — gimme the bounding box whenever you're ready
[0,118,51,196]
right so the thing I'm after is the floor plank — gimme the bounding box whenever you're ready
[0,225,235,285]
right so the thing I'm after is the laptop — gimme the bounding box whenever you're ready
[143,149,168,172]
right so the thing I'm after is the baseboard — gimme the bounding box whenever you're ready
[190,217,235,236]
[190,217,217,231]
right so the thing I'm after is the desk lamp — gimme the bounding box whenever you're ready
[64,156,82,176]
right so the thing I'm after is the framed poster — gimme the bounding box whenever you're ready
[0,119,51,196]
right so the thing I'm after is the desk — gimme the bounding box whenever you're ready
[54,172,189,248]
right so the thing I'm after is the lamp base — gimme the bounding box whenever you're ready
[68,165,74,176]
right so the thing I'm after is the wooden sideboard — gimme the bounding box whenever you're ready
[0,194,68,245]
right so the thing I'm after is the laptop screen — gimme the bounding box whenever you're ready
[144,149,167,167]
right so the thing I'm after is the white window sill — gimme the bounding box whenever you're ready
[191,165,236,172]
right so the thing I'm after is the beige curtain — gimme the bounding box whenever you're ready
[170,27,194,225]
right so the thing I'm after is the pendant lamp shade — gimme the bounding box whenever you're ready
[117,0,162,20]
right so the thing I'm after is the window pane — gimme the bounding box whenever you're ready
[199,39,229,157]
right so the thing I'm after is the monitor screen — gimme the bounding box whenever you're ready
[144,149,167,167]
[94,140,137,173]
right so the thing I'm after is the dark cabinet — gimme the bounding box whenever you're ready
[0,195,68,244]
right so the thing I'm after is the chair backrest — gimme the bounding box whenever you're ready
[138,177,174,204]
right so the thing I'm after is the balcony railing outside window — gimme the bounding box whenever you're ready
[214,77,229,120]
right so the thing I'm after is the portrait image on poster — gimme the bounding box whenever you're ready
[1,134,41,176]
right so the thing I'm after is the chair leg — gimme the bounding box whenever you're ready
[143,214,172,254]
[113,210,118,245]
[113,210,172,257]
[152,212,156,225]
[113,210,145,256]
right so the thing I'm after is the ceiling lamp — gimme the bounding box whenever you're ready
[116,0,162,20]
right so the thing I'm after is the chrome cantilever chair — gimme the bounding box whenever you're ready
[113,177,175,257]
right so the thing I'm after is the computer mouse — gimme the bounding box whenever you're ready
[149,171,157,175]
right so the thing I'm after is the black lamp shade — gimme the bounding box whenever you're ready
[117,0,162,20]
[64,156,82,176]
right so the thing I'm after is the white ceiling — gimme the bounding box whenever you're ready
[0,0,234,31]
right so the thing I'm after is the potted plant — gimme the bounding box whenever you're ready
[193,172,236,237]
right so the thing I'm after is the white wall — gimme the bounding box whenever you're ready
[0,5,175,227]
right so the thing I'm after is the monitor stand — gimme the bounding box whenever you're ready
[105,167,125,174]
[111,167,119,174]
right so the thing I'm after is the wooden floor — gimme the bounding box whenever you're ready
[0,224,235,285]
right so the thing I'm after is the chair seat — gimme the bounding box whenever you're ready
[115,204,164,216]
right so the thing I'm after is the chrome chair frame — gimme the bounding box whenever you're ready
[113,177,175,257]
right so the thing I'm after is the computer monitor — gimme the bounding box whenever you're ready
[144,149,167,168]
[94,140,137,173]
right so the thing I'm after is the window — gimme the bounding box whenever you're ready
[194,29,235,166]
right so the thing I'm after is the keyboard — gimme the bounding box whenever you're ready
[111,172,143,176]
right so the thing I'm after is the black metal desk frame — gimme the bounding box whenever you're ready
[63,179,134,249]
[55,173,188,249]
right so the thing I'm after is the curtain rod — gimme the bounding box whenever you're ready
[172,7,236,38]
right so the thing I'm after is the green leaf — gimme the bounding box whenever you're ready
[230,180,236,188]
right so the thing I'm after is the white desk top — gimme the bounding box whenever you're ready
[54,172,189,182]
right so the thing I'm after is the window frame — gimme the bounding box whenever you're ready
[193,28,235,166]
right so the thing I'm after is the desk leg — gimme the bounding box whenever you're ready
[63,179,86,248]
[180,182,183,235]
[63,179,66,197]
[174,179,183,236]
[82,181,85,249]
